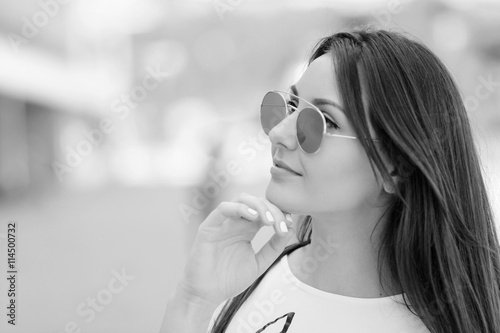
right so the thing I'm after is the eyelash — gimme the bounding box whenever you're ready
[286,100,341,130]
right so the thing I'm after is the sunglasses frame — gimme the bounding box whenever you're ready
[261,90,380,154]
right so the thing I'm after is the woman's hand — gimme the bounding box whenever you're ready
[179,193,295,305]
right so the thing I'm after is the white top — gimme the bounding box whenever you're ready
[207,252,431,333]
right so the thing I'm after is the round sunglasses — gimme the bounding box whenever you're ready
[260,90,380,154]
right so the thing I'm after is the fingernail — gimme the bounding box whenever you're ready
[285,214,292,223]
[265,211,274,223]
[279,221,288,233]
[248,208,258,215]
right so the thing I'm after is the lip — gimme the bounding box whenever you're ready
[272,158,302,176]
[270,165,301,177]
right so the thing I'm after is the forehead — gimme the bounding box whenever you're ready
[294,54,341,104]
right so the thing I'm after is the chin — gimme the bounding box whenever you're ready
[265,184,297,214]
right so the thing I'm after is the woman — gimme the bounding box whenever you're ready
[161,29,500,333]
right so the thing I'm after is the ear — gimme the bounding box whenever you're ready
[383,168,399,194]
[378,150,400,194]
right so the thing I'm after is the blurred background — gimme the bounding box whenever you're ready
[0,0,499,332]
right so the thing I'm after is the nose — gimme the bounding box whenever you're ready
[268,111,298,151]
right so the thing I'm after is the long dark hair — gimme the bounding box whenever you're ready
[210,28,500,333]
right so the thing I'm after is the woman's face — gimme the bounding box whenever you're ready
[265,54,386,216]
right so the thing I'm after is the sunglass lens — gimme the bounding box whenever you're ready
[297,107,323,154]
[261,92,287,134]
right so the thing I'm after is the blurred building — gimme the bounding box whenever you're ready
[0,0,499,198]
[1,1,500,333]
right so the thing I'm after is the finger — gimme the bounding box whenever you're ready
[202,201,260,228]
[261,198,292,235]
[255,226,295,274]
[231,194,293,233]
[233,193,276,227]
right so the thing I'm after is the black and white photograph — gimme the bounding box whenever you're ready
[0,0,499,332]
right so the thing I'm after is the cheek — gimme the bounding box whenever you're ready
[304,148,381,208]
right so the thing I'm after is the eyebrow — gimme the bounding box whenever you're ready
[290,85,345,114]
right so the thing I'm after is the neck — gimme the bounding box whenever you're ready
[290,208,400,298]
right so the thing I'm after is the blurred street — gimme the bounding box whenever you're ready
[0,0,499,332]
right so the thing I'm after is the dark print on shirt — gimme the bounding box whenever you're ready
[255,312,295,333]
